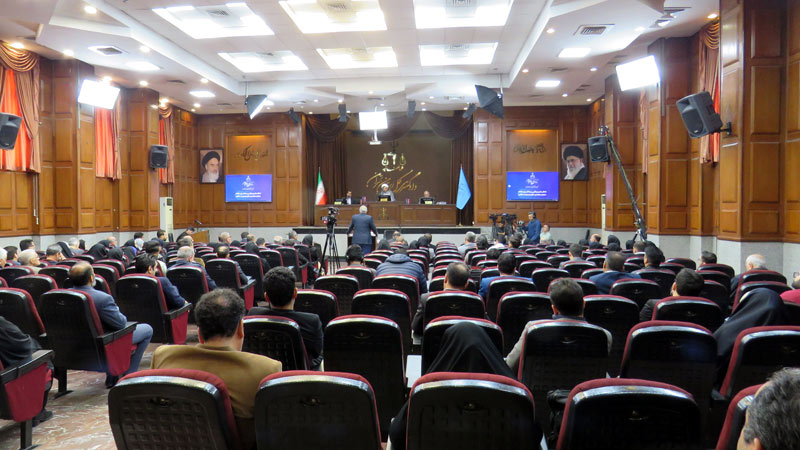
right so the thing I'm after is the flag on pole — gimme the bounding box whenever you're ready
[315,169,327,205]
[456,165,471,210]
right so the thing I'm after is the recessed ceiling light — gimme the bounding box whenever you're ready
[420,102,426,105]
[139,80,148,87]
[463,106,468,110]
[152,4,274,39]
[380,103,384,106]
[414,0,512,29]
[309,112,313,114]
[125,61,161,71]
[63,49,74,57]
[150,104,158,109]
[280,0,386,33]
[419,43,498,66]
[84,5,97,14]
[586,98,592,102]
[102,75,112,83]
[546,27,555,34]
[337,99,343,103]
[590,67,598,72]
[369,91,374,95]
[657,19,670,27]
[707,13,718,19]
[428,96,434,99]
[218,51,308,73]
[421,108,426,111]
[10,42,24,49]
[200,78,208,84]
[266,107,271,110]
[313,99,318,102]
[559,48,591,58]
[317,47,398,69]
[193,102,200,107]
[535,79,561,88]
[160,98,169,104]
[139,45,150,53]
[346,110,351,113]
[522,68,529,73]
[191,108,196,112]
[616,55,660,90]
[189,90,215,98]
[635,26,646,32]
[562,93,568,97]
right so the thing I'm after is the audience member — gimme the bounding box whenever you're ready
[737,368,800,450]
[508,233,523,250]
[607,234,620,248]
[478,252,520,298]
[68,262,152,386]
[375,247,428,294]
[249,267,323,370]
[0,248,6,268]
[524,212,542,245]
[643,245,664,268]
[4,246,19,266]
[153,230,167,248]
[348,205,378,256]
[216,246,250,285]
[730,254,768,303]
[255,237,266,247]
[87,240,112,261]
[123,232,144,248]
[699,250,717,266]
[134,253,187,309]
[67,237,84,255]
[556,239,567,247]
[376,239,392,251]
[43,244,64,265]
[539,224,553,245]
[589,251,640,294]
[151,289,281,449]
[458,232,476,257]
[106,236,118,247]
[0,316,52,425]
[169,246,218,290]
[18,249,41,273]
[211,232,232,251]
[143,240,167,275]
[176,227,195,242]
[606,242,621,252]
[588,233,602,249]
[345,244,364,266]
[412,262,471,334]
[632,241,646,253]
[639,268,704,321]
[19,238,35,251]
[476,234,490,251]
[272,235,283,245]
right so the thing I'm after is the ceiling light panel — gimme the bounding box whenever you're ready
[279,0,387,34]
[414,0,513,29]
[190,90,216,98]
[219,51,308,73]
[419,43,497,66]
[152,3,273,39]
[125,61,161,71]
[535,79,560,88]
[558,47,591,58]
[317,47,397,69]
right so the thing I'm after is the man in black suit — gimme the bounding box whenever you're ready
[176,227,195,242]
[589,251,640,295]
[249,267,323,370]
[347,205,378,256]
[217,246,250,285]
[134,253,188,310]
[343,190,355,205]
[169,246,218,290]
[419,190,435,204]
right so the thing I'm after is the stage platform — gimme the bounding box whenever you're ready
[294,226,480,235]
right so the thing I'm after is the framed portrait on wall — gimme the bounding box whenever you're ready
[560,143,588,181]
[200,148,224,183]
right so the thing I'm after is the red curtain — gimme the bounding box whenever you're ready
[158,105,175,184]
[0,70,32,171]
[0,42,40,173]
[95,106,115,177]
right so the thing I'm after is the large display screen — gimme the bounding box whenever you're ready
[225,174,273,202]
[506,171,560,201]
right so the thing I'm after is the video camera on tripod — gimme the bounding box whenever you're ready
[321,206,339,228]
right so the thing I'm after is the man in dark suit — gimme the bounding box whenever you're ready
[217,246,250,285]
[68,262,153,386]
[123,232,144,248]
[589,251,640,295]
[153,230,167,248]
[729,253,767,304]
[249,267,323,370]
[169,246,218,290]
[478,252,523,299]
[134,253,187,309]
[343,190,355,205]
[176,227,195,242]
[347,204,378,256]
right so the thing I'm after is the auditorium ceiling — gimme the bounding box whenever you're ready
[0,0,715,114]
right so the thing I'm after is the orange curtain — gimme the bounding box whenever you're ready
[158,105,175,184]
[0,42,40,173]
[0,69,32,171]
[95,106,115,177]
[699,20,720,164]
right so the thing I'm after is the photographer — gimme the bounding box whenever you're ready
[347,205,378,255]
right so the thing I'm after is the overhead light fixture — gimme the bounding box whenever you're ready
[635,26,646,32]
[380,103,384,107]
[590,67,598,72]
[546,27,555,34]
[200,78,208,84]
[463,103,477,118]
[125,61,160,71]
[317,47,397,69]
[190,90,215,98]
[246,95,274,119]
[139,80,148,87]
[421,108,427,111]
[656,19,671,27]
[102,75,112,84]
[287,107,301,125]
[369,91,374,95]
[558,47,591,58]
[279,0,387,33]
[9,42,24,49]
[191,108,196,112]
[562,93,568,97]
[707,13,718,19]
[428,96,434,99]
[419,43,498,66]
[150,104,158,109]
[522,68,529,73]
[218,50,308,73]
[616,55,660,90]
[139,45,150,53]
[337,98,343,103]
[152,4,274,39]
[338,103,349,122]
[193,102,200,108]
[63,49,74,57]
[313,99,318,103]
[359,111,388,130]
[413,0,513,29]
[586,98,592,102]
[475,85,503,119]
[535,79,561,88]
[84,4,97,14]
[420,102,426,106]
[78,79,120,109]
[309,112,313,114]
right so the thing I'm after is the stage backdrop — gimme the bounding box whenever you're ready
[345,118,452,203]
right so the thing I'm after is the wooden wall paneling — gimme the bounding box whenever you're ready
[36,58,55,234]
[126,88,161,231]
[786,0,800,241]
[51,59,80,232]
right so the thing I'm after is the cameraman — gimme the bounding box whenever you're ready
[347,205,378,256]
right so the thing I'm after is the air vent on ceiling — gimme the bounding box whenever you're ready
[366,97,383,101]
[574,88,586,92]
[349,48,374,62]
[216,102,233,107]
[166,79,186,84]
[664,7,688,15]
[576,24,613,36]
[579,84,591,88]
[548,67,569,73]
[444,44,470,58]
[611,54,628,59]
[256,52,285,65]
[529,94,544,98]
[444,95,465,101]
[318,0,356,21]
[294,100,308,105]
[89,45,124,56]
[206,9,230,17]
[445,0,477,18]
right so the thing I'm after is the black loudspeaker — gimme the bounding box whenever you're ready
[676,91,724,138]
[475,85,504,119]
[588,136,610,162]
[0,113,22,150]
[149,145,168,168]
[338,103,348,122]
[407,100,416,118]
[288,108,301,125]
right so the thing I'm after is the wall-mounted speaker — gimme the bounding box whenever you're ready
[150,145,168,169]
[588,136,609,162]
[677,91,724,138]
[0,113,22,150]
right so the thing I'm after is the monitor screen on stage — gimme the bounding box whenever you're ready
[506,171,559,201]
[225,174,272,202]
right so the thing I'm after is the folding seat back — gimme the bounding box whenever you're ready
[660,262,686,275]
[59,258,81,267]
[72,254,95,263]
[633,268,676,297]
[200,253,217,264]
[479,268,500,282]
[610,278,663,309]
[666,257,697,270]
[519,260,551,278]
[496,292,552,353]
[260,249,283,269]
[535,250,555,261]
[294,289,338,327]
[166,266,209,320]
[92,264,120,297]
[314,275,359,315]
[95,259,126,277]
[654,296,724,331]
[0,288,45,340]
[408,249,429,264]
[371,274,420,314]
[625,256,645,267]
[700,280,730,314]
[619,321,717,414]
[116,274,192,344]
[561,261,596,278]
[557,379,702,450]
[294,243,312,264]
[363,258,381,270]
[547,255,569,268]
[0,349,54,450]
[428,276,445,292]
[525,247,542,257]
[234,253,266,301]
[784,297,800,325]
[531,268,569,293]
[715,384,760,450]
[431,265,448,279]
[740,269,786,285]
[546,245,563,252]
[423,291,485,328]
[583,295,640,377]
[622,262,641,273]
[699,263,735,278]
[367,253,389,263]
[242,316,309,371]
[698,269,732,287]
[586,255,607,268]
[733,281,791,312]
[205,259,255,309]
[0,266,35,286]
[570,278,597,296]
[580,267,603,279]
[406,373,541,450]
[421,316,502,374]
[514,254,536,269]
[486,276,536,321]
[12,274,57,311]
[468,251,487,266]
[351,289,412,354]
[324,315,405,440]
[255,371,382,450]
[337,266,376,290]
[719,326,800,398]
[277,246,307,285]
[477,259,497,269]
[109,369,240,450]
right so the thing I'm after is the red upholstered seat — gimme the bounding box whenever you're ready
[12,274,57,311]
[486,276,536,321]
[205,258,255,309]
[352,289,412,354]
[532,268,569,293]
[0,350,54,449]
[653,296,724,331]
[314,274,359,315]
[242,315,309,371]
[294,289,339,327]
[0,288,45,341]
[423,290,485,328]
[583,294,639,377]
[610,278,663,309]
[115,274,192,344]
[337,266,376,290]
[496,292,552,353]
[719,326,800,398]
[166,265,209,323]
[372,274,420,317]
[715,384,761,450]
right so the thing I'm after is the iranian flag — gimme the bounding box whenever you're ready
[314,169,327,205]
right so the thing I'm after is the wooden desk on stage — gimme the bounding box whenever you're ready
[314,203,458,227]
[193,230,209,244]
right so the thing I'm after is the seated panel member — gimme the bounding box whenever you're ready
[419,190,435,204]
[342,190,355,205]
[378,183,395,202]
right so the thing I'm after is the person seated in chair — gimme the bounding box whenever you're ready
[505,278,611,373]
[248,267,323,370]
[134,253,187,309]
[560,243,585,269]
[68,262,153,387]
[411,262,471,335]
[643,244,664,268]
[169,246,217,290]
[589,251,640,295]
[43,244,65,266]
[216,246,250,285]
[345,245,364,267]
[151,289,281,449]
[478,252,521,299]
[419,190,435,204]
[639,268,704,321]
[729,254,768,304]
[0,316,53,426]
[375,247,428,295]
[737,368,800,450]
[698,250,717,268]
[18,249,41,273]
[377,183,395,201]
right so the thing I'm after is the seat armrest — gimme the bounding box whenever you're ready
[98,322,137,345]
[164,302,193,320]
[0,350,54,384]
[240,279,255,292]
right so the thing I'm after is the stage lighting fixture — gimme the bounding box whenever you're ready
[78,79,120,109]
[246,95,273,119]
[616,55,660,91]
[287,107,301,125]
[0,113,22,150]
[359,110,388,130]
[462,103,477,119]
[338,103,349,122]
[475,85,503,119]
[407,100,416,118]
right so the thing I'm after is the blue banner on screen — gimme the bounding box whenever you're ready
[506,172,560,201]
[225,174,273,202]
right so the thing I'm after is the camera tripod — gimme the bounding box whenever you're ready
[321,219,340,275]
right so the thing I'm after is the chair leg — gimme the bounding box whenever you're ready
[54,368,71,398]
[19,419,38,450]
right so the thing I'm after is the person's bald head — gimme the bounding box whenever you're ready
[604,251,626,272]
[69,262,94,287]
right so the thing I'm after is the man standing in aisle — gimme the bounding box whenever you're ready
[347,205,378,256]
[524,211,541,245]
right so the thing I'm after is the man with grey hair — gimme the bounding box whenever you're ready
[67,237,84,255]
[0,248,7,268]
[169,245,217,290]
[43,244,64,265]
[211,232,231,251]
[730,253,768,304]
[348,204,377,256]
[737,368,800,449]
[18,249,41,273]
[273,235,283,245]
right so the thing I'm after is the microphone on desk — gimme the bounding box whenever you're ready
[194,219,203,226]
